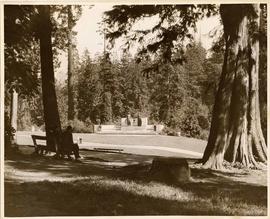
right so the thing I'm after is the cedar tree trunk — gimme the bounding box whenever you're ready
[38,6,62,151]
[202,4,267,169]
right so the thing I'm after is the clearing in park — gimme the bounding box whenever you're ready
[3,3,267,217]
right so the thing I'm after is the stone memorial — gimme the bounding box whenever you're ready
[94,114,163,134]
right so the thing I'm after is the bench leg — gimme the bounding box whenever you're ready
[34,147,39,155]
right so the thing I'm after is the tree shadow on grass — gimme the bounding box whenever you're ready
[112,162,267,215]
[3,180,208,216]
[4,146,155,185]
[5,175,267,216]
[4,146,267,216]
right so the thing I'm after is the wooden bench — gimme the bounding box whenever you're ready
[31,135,77,158]
[31,135,49,155]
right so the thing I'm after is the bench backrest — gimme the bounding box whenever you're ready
[31,135,47,146]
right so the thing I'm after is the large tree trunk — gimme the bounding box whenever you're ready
[67,5,75,120]
[202,4,267,169]
[38,6,62,152]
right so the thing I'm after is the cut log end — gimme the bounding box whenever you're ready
[149,157,190,183]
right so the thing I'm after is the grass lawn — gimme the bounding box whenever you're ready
[4,145,267,216]
[16,132,207,153]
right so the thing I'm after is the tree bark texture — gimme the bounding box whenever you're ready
[67,5,75,120]
[38,6,62,152]
[202,4,267,169]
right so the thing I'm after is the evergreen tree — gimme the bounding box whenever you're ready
[77,50,101,123]
[99,53,113,124]
[202,5,267,168]
[258,4,267,141]
[111,65,125,120]
[120,54,149,117]
[37,5,62,151]
[202,50,223,109]
[4,5,79,150]
[184,42,207,100]
[149,62,187,125]
[67,5,82,120]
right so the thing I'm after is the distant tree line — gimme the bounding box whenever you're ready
[17,41,224,139]
[16,34,266,142]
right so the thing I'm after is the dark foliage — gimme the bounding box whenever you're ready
[104,5,218,63]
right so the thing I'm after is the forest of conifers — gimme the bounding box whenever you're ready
[11,39,266,141]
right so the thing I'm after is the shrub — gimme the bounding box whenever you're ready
[160,99,211,139]
[180,114,201,138]
[64,119,94,133]
[161,126,180,136]
[4,112,16,150]
[198,129,209,140]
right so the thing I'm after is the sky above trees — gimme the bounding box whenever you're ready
[56,4,221,82]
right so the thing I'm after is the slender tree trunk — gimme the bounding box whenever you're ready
[67,5,75,120]
[10,90,18,131]
[38,6,62,151]
[202,4,267,169]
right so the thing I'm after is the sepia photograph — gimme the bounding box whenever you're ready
[2,2,268,217]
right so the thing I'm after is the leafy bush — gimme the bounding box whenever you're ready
[63,118,94,133]
[198,129,209,140]
[4,112,16,150]
[161,126,180,136]
[160,99,210,140]
[180,114,201,137]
